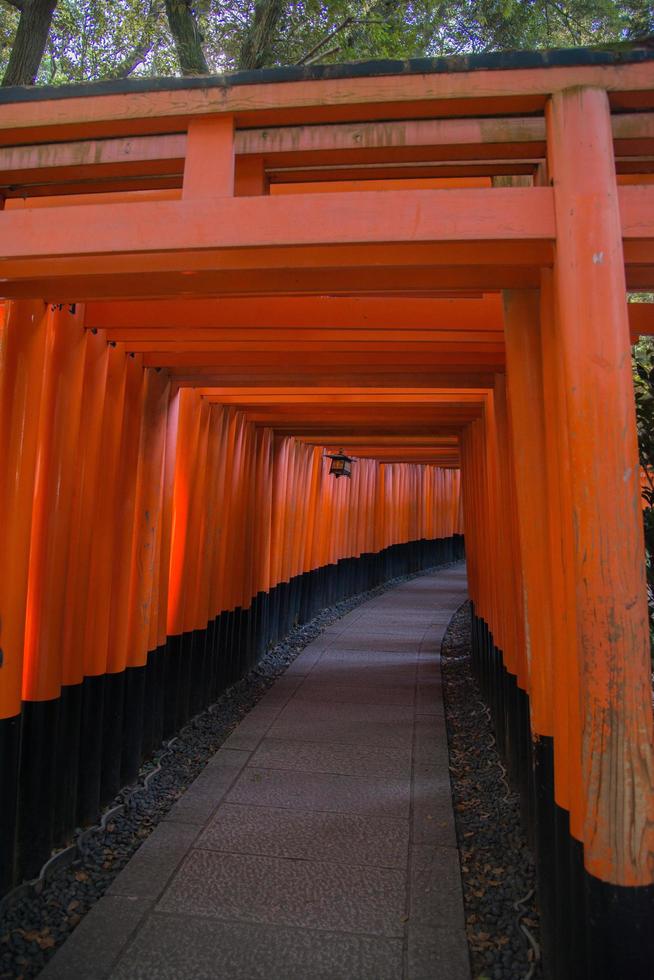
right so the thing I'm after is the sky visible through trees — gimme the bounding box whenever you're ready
[0,1,652,87]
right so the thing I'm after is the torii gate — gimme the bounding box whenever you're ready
[0,45,653,979]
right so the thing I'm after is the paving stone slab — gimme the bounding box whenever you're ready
[409,844,466,927]
[157,849,407,937]
[231,703,282,732]
[254,674,304,707]
[305,670,417,695]
[219,729,265,752]
[414,713,449,766]
[269,698,415,749]
[407,928,472,980]
[310,650,416,686]
[292,680,417,706]
[416,689,445,715]
[302,661,417,686]
[250,736,412,777]
[326,637,427,654]
[412,766,458,847]
[197,803,409,868]
[110,914,403,980]
[204,747,251,770]
[107,820,199,901]
[226,765,411,819]
[40,896,148,980]
[162,758,244,825]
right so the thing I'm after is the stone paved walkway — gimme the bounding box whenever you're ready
[41,563,470,980]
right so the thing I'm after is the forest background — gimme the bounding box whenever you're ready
[0,1,652,88]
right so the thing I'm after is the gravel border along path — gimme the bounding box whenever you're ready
[441,601,542,980]
[0,562,459,980]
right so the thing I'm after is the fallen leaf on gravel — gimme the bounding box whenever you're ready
[17,928,55,950]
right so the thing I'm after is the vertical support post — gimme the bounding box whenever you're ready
[547,86,654,977]
[102,352,145,802]
[503,288,557,972]
[21,304,86,869]
[0,300,47,893]
[183,115,235,199]
[539,267,586,980]
[494,373,531,825]
[78,343,127,823]
[124,366,170,769]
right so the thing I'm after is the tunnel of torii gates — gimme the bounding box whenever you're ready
[1,41,654,979]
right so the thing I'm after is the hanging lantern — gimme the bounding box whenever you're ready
[325,448,354,479]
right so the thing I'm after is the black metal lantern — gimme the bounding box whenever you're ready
[324,449,354,479]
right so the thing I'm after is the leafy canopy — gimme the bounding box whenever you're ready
[0,0,652,85]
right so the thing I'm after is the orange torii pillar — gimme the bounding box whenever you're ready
[545,88,653,978]
[0,301,48,893]
[503,289,563,977]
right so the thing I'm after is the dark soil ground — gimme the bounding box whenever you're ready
[441,601,542,980]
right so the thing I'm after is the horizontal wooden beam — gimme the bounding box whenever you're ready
[0,113,654,198]
[0,62,652,146]
[169,372,497,388]
[296,434,460,444]
[1,114,650,196]
[0,188,555,263]
[268,162,537,183]
[85,296,503,330]
[237,116,546,159]
[127,342,504,356]
[195,386,483,397]
[81,297,652,342]
[142,351,503,367]
[103,328,505,345]
[198,392,484,405]
[0,188,651,299]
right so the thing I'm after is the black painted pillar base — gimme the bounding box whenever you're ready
[0,712,21,895]
[17,698,59,879]
[586,874,654,980]
[54,683,82,845]
[77,674,105,827]
[122,664,146,784]
[101,671,126,806]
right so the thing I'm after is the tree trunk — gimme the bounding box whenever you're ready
[165,0,208,75]
[238,0,285,70]
[2,0,58,87]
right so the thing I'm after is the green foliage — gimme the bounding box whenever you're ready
[0,0,652,83]
[633,334,654,661]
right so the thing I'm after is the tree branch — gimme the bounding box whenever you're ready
[165,0,208,75]
[296,15,355,65]
[110,37,156,78]
[296,0,378,66]
[108,0,163,78]
[238,0,285,71]
[2,0,58,87]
